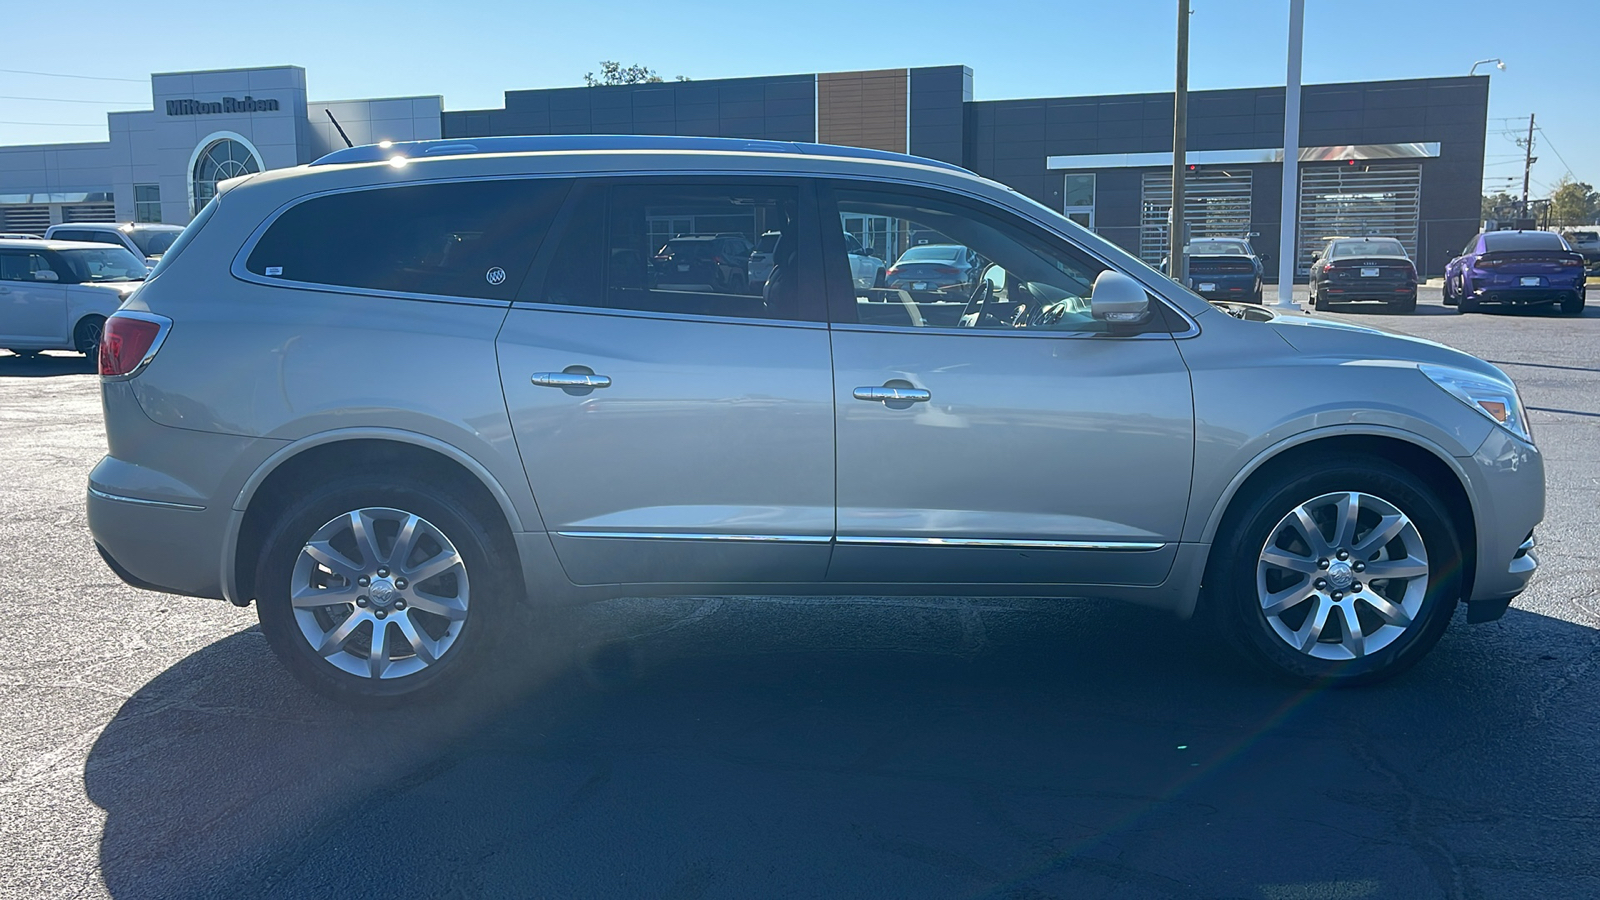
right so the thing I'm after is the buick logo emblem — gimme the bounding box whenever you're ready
[485,266,507,285]
[1326,561,1355,590]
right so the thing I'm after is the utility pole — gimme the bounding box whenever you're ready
[1272,0,1306,309]
[1520,113,1536,220]
[1168,0,1188,281]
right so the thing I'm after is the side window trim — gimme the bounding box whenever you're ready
[514,175,829,326]
[817,179,1185,339]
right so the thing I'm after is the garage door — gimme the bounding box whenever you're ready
[1140,170,1254,266]
[1297,164,1421,275]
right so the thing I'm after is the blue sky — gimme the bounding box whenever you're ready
[1,0,1588,197]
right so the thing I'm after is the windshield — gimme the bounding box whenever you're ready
[55,246,147,282]
[1187,239,1250,255]
[1483,231,1566,252]
[1330,239,1407,258]
[128,228,181,256]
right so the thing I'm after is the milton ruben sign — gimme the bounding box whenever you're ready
[165,96,280,116]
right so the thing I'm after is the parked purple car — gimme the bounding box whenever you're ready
[1443,230,1586,315]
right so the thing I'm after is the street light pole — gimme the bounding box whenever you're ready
[1168,0,1188,282]
[1272,0,1306,309]
[1520,113,1536,221]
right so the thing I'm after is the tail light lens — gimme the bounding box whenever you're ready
[932,265,959,276]
[1558,257,1583,267]
[1476,256,1503,268]
[99,313,170,378]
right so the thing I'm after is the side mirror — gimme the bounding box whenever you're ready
[1259,253,1272,263]
[1090,271,1149,323]
[33,270,59,282]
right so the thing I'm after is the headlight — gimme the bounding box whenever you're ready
[1420,364,1533,444]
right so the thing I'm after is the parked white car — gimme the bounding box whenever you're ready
[0,239,145,358]
[752,230,886,292]
[45,222,183,268]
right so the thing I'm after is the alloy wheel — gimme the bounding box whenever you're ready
[1255,491,1429,660]
[289,507,470,679]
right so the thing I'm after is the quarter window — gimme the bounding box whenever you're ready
[530,182,804,321]
[245,179,570,300]
[829,187,1154,334]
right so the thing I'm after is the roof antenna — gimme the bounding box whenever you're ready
[324,109,353,148]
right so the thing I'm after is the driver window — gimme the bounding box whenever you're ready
[830,188,1133,333]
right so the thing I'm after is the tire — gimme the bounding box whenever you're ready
[1312,287,1331,312]
[74,315,105,357]
[1559,290,1585,316]
[1250,285,1264,304]
[873,268,886,289]
[1442,279,1456,306]
[1204,455,1463,686]
[1388,291,1417,315]
[254,475,516,706]
[1458,293,1478,313]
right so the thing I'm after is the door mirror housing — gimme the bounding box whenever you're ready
[33,270,59,282]
[1089,271,1149,323]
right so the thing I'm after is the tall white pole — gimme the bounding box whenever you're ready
[1273,0,1305,309]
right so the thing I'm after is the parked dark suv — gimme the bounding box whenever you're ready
[653,233,755,294]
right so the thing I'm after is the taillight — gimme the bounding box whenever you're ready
[1558,257,1583,267]
[885,267,900,278]
[932,265,959,275]
[99,314,169,378]
[1476,256,1503,268]
[1320,263,1334,274]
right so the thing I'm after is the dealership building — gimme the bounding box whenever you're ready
[0,64,1487,275]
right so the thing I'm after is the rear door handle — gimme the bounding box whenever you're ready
[531,372,612,389]
[852,386,930,403]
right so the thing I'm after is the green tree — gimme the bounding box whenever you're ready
[1548,176,1600,225]
[1482,190,1514,221]
[583,62,688,86]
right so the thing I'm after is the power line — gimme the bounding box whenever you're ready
[0,120,107,127]
[1534,128,1577,182]
[0,67,144,83]
[0,94,145,105]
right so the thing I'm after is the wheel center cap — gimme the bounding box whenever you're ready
[368,579,397,607]
[1326,561,1354,590]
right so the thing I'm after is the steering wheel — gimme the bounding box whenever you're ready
[956,279,995,328]
[1030,300,1068,328]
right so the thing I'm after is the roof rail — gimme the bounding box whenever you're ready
[310,134,970,173]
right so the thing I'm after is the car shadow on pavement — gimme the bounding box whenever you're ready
[86,599,1600,899]
[0,351,95,377]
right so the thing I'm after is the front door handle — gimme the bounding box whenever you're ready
[531,372,612,389]
[853,386,930,403]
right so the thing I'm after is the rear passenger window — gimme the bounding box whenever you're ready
[245,179,570,300]
[527,181,804,321]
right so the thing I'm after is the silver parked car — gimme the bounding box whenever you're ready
[88,135,1543,705]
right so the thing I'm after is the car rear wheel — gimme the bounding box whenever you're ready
[1388,291,1417,314]
[74,315,105,357]
[1312,287,1331,312]
[1205,456,1462,685]
[254,476,514,705]
[1458,290,1479,313]
[1559,291,1585,316]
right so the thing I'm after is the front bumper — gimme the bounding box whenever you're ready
[1459,427,1544,620]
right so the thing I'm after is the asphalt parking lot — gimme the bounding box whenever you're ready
[2,287,1598,900]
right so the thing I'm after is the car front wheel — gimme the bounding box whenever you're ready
[254,476,512,705]
[1206,456,1462,685]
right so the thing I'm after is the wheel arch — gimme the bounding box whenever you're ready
[224,430,528,605]
[1198,429,1478,601]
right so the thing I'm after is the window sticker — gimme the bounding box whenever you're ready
[265,266,283,276]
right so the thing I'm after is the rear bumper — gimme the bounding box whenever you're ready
[1321,279,1416,300]
[1470,286,1583,305]
[87,380,286,600]
[1189,273,1258,299]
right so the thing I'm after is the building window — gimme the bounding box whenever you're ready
[1063,174,1096,230]
[134,185,161,223]
[191,138,261,214]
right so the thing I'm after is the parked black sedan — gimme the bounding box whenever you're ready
[1181,238,1265,303]
[1309,237,1418,314]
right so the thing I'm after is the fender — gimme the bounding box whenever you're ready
[1194,423,1476,548]
[218,426,537,603]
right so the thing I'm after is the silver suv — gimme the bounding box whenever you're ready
[87,136,1544,704]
